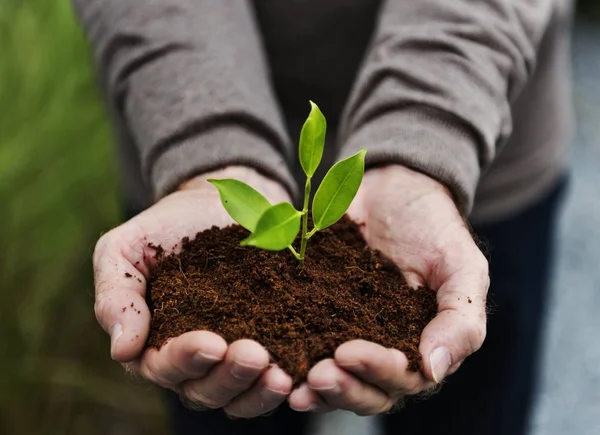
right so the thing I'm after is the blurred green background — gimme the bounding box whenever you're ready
[0,1,166,434]
[0,1,598,435]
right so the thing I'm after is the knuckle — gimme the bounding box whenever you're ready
[139,356,175,389]
[223,404,254,419]
[464,317,487,353]
[181,384,223,409]
[137,358,168,388]
[93,232,112,263]
[469,251,490,284]
[482,272,491,293]
[344,394,365,411]
[178,395,212,412]
[401,381,424,397]
[338,380,382,415]
[474,254,491,288]
[138,361,160,385]
[354,397,393,417]
[473,250,489,272]
[223,407,243,419]
[93,294,111,327]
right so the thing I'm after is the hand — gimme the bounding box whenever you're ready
[93,166,294,418]
[288,165,489,415]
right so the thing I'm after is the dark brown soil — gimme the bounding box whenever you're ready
[146,216,437,385]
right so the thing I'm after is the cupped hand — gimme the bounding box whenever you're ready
[93,166,294,418]
[288,165,489,414]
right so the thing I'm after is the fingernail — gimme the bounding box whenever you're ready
[230,361,264,380]
[290,404,316,412]
[311,383,341,395]
[337,361,365,373]
[430,347,451,383]
[194,351,223,363]
[109,323,123,359]
[264,386,290,396]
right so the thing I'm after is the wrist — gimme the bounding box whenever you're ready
[178,166,292,204]
[364,165,451,197]
[350,164,458,218]
[348,164,465,239]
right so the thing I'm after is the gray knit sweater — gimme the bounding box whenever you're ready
[73,0,574,223]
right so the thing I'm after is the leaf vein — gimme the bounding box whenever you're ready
[316,168,353,228]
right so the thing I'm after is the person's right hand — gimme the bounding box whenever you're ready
[93,166,294,418]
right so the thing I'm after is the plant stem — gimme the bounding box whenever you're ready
[298,176,311,263]
[288,245,301,260]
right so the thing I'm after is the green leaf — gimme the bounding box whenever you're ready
[207,178,271,232]
[299,101,327,177]
[312,149,367,230]
[241,202,301,251]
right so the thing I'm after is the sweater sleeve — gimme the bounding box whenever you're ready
[338,0,555,214]
[72,0,297,200]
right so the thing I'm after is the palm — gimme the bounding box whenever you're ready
[288,165,489,414]
[125,189,236,264]
[347,166,473,290]
[93,168,295,418]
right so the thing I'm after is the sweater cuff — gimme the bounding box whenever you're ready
[149,126,298,201]
[341,109,481,215]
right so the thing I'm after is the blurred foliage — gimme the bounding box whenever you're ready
[0,1,166,434]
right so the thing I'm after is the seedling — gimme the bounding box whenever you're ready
[208,102,366,263]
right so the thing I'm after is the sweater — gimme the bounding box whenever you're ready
[73,0,574,223]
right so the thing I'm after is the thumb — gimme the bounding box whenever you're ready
[93,226,152,363]
[419,251,489,383]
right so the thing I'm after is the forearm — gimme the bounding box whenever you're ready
[73,0,297,200]
[339,0,556,214]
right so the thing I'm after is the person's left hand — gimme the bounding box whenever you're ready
[287,165,489,414]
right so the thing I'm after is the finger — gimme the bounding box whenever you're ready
[93,228,151,362]
[335,340,433,396]
[421,244,489,383]
[137,331,227,388]
[288,383,335,413]
[306,359,393,416]
[180,339,269,409]
[224,365,292,418]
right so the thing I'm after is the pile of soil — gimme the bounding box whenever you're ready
[145,217,437,384]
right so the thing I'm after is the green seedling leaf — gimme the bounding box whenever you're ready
[241,202,301,251]
[207,178,271,232]
[312,149,367,230]
[299,101,327,177]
